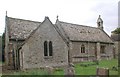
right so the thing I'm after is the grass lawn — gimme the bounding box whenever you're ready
[4,59,118,75]
[0,61,2,64]
[53,59,118,75]
[75,59,118,75]
[13,69,48,75]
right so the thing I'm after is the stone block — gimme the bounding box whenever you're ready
[96,67,109,77]
[64,66,75,76]
[45,66,54,75]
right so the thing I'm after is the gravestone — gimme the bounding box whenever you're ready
[45,66,54,75]
[96,67,109,77]
[64,63,75,77]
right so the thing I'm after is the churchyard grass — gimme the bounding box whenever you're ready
[53,58,118,75]
[12,68,64,75]
[0,61,2,64]
[75,58,118,75]
[7,59,118,75]
[13,69,48,75]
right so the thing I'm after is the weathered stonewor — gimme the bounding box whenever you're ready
[96,67,109,77]
[64,64,75,77]
[45,66,54,75]
[5,16,114,70]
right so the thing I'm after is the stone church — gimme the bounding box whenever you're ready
[4,15,114,70]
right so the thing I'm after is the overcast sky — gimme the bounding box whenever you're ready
[0,0,119,36]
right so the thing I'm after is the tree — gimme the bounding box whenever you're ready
[112,28,120,34]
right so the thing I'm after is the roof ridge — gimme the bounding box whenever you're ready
[58,20,113,43]
[100,29,113,42]
[23,17,69,46]
[7,16,41,23]
[59,21,98,29]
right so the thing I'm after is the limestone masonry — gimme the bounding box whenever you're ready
[4,15,114,70]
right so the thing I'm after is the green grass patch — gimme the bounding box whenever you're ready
[53,68,64,75]
[75,63,96,75]
[13,69,48,75]
[0,61,3,64]
[75,59,118,75]
[11,59,118,75]
[0,61,5,65]
[13,68,64,75]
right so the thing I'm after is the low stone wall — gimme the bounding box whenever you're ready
[72,56,96,63]
[100,54,111,60]
[72,54,113,63]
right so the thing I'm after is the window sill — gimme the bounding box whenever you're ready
[44,56,53,59]
[100,54,110,57]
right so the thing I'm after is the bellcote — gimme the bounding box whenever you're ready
[97,15,103,30]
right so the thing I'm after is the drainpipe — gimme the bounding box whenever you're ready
[15,39,18,70]
[68,42,70,67]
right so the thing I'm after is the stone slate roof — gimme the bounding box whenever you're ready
[56,20,113,43]
[6,17,41,39]
[6,16,113,43]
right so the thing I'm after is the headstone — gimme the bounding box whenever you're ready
[45,66,54,75]
[96,67,109,77]
[64,64,75,77]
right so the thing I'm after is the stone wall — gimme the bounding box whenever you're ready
[71,42,96,62]
[6,40,24,69]
[5,21,10,65]
[70,41,113,62]
[100,43,113,60]
[20,17,68,70]
[111,33,120,58]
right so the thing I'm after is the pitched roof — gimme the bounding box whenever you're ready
[6,17,41,39]
[22,17,69,46]
[6,16,113,43]
[56,20,113,43]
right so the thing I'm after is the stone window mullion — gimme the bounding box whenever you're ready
[47,41,49,56]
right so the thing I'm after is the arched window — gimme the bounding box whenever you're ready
[49,41,53,56]
[81,44,85,53]
[44,41,48,56]
[44,41,53,57]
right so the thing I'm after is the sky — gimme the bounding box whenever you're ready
[0,0,119,36]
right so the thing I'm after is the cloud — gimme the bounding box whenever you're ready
[0,0,119,36]
[88,0,118,35]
